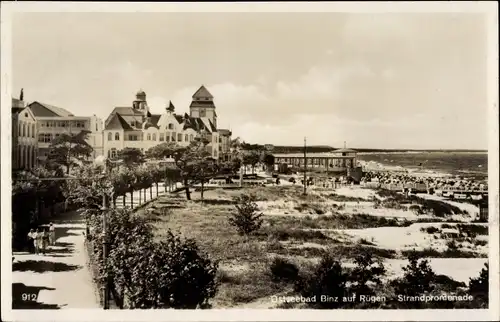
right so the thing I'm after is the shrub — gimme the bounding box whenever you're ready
[393,252,436,297]
[89,209,218,309]
[468,263,488,305]
[229,194,263,235]
[420,226,440,234]
[457,224,488,237]
[349,253,386,296]
[269,257,299,282]
[294,254,348,308]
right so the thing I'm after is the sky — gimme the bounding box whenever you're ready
[11,12,490,149]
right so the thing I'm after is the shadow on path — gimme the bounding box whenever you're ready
[12,283,65,309]
[56,227,85,239]
[13,260,81,273]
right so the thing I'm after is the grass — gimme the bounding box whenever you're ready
[134,186,483,307]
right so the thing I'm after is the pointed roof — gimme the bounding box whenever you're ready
[166,101,175,112]
[105,113,133,130]
[192,85,213,100]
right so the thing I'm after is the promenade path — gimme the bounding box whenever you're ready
[12,210,99,309]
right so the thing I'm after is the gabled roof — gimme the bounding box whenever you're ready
[192,85,213,100]
[105,113,133,130]
[28,101,74,117]
[208,119,217,132]
[174,114,184,124]
[150,114,161,126]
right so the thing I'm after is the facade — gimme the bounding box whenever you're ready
[28,101,104,160]
[103,85,230,161]
[218,129,232,161]
[12,97,38,170]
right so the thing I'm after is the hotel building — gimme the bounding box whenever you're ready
[103,85,232,161]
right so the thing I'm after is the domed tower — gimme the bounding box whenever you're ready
[132,89,150,121]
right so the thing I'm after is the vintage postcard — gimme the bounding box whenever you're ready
[1,1,499,321]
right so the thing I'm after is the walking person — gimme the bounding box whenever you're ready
[49,222,56,246]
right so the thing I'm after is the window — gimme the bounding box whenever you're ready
[96,123,98,131]
[172,133,176,141]
[189,134,194,141]
[38,133,52,143]
[55,133,60,138]
[32,124,35,138]
[160,133,164,141]
[61,121,66,127]
[200,109,206,117]
[22,123,26,137]
[185,134,188,141]
[177,133,182,142]
[128,135,139,141]
[110,148,117,159]
[147,134,151,141]
[219,137,222,143]
[166,135,170,142]
[168,123,174,130]
[115,132,120,140]
[152,133,156,141]
[27,124,30,137]
[24,112,28,117]
[41,122,45,127]
[108,132,112,141]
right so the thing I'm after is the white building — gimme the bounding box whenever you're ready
[103,85,231,161]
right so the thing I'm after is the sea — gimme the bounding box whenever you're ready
[357,152,488,180]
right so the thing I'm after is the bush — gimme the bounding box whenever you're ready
[229,194,263,235]
[468,263,488,305]
[349,253,386,296]
[294,254,348,309]
[269,257,299,282]
[89,209,218,309]
[393,252,436,298]
[420,226,440,234]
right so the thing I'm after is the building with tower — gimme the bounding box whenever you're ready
[103,85,232,161]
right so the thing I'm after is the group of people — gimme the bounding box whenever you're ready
[27,223,56,255]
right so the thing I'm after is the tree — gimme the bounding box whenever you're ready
[392,252,436,304]
[116,147,145,168]
[145,142,178,160]
[261,153,275,172]
[228,194,263,235]
[173,138,219,201]
[242,151,260,174]
[47,131,94,175]
[110,167,134,208]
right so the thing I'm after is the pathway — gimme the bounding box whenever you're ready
[12,210,99,309]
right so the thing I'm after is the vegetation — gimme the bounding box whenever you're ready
[47,131,93,174]
[229,194,263,235]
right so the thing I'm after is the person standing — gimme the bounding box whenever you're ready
[49,223,56,246]
[34,228,42,255]
[27,229,36,254]
[41,228,49,255]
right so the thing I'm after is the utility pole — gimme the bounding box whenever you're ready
[303,137,307,195]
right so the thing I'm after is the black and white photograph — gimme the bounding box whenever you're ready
[1,1,498,321]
